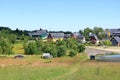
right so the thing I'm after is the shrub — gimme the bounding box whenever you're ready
[35,40,43,55]
[57,45,67,57]
[24,42,38,55]
[103,40,112,46]
[69,50,77,57]
[78,44,85,53]
[56,40,66,46]
[0,39,14,55]
[41,42,57,58]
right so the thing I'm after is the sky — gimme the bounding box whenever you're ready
[0,0,120,32]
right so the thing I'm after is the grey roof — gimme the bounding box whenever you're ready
[64,34,71,38]
[89,33,99,40]
[49,33,64,38]
[113,37,120,43]
[28,29,48,37]
[106,29,120,35]
[73,32,84,39]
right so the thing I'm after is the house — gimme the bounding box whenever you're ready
[47,33,64,42]
[72,32,86,43]
[105,29,120,38]
[28,29,48,39]
[110,37,120,46]
[89,33,99,44]
[64,34,71,39]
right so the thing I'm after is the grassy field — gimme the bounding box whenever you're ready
[0,43,120,80]
[0,54,120,80]
[12,43,24,54]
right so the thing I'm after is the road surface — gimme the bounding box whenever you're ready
[85,48,111,56]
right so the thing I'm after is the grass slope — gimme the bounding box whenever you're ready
[12,43,24,54]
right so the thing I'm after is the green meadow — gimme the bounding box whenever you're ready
[0,55,120,80]
[0,43,119,80]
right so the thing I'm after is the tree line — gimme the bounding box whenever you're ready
[0,26,107,56]
[79,27,106,41]
[24,39,85,57]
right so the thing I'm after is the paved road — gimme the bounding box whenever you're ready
[85,48,111,56]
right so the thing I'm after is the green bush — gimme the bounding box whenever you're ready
[69,50,77,57]
[78,44,85,53]
[24,42,38,55]
[0,39,14,55]
[49,45,57,58]
[103,40,112,46]
[57,45,67,57]
[36,40,43,55]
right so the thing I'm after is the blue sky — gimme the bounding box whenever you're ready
[0,0,120,32]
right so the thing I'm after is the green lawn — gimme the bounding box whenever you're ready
[57,61,120,80]
[0,54,120,80]
[4,43,120,80]
[0,66,70,80]
[12,43,24,54]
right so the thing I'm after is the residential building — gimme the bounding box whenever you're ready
[64,34,71,39]
[110,37,120,46]
[28,29,48,39]
[105,29,120,38]
[72,32,86,43]
[47,33,64,42]
[89,33,99,44]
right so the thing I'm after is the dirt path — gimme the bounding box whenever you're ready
[85,46,120,56]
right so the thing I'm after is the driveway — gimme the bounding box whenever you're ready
[85,47,111,56]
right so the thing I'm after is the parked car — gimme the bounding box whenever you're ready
[14,54,24,59]
[41,53,53,59]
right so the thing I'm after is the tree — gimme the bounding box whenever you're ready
[57,45,67,57]
[56,40,66,46]
[66,38,77,48]
[69,49,77,57]
[41,42,58,57]
[0,39,14,55]
[93,27,104,36]
[9,34,17,44]
[79,30,84,34]
[24,42,38,55]
[78,44,85,53]
[93,27,106,40]
[83,27,93,41]
[49,45,57,58]
[36,40,43,54]
[98,32,107,40]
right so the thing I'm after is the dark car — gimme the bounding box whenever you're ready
[14,54,24,59]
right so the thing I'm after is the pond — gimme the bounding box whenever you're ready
[97,55,120,62]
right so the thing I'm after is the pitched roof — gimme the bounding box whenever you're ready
[89,33,99,40]
[73,32,84,39]
[49,33,64,38]
[28,29,48,36]
[106,29,120,35]
[64,34,71,38]
[113,37,120,43]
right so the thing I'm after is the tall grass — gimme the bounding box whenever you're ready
[57,62,120,80]
[12,43,24,54]
[0,52,119,80]
[0,66,70,80]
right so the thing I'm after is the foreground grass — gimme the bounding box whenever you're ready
[0,54,86,80]
[0,53,120,80]
[57,61,120,80]
[0,66,69,80]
